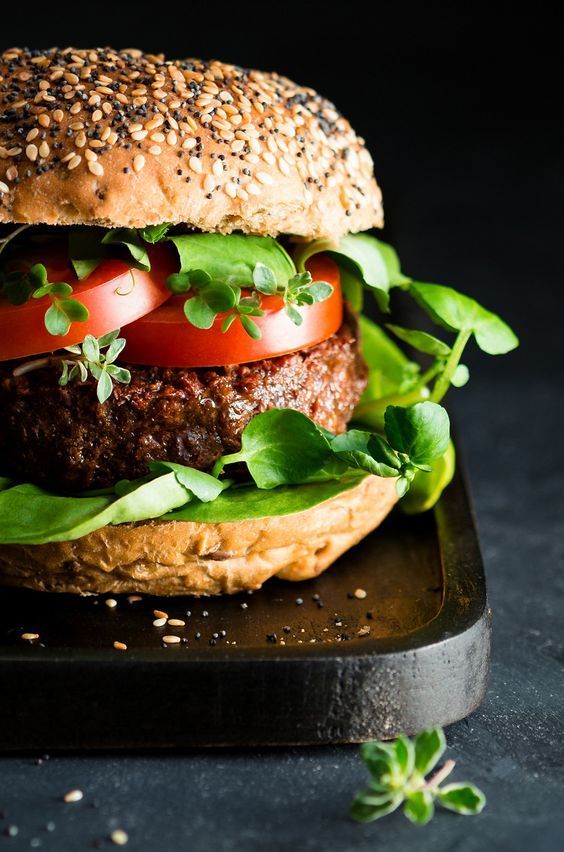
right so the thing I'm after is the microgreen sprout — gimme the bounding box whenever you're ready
[60,329,131,403]
[1,262,89,336]
[351,727,486,826]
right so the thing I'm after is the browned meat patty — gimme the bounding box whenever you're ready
[0,318,367,492]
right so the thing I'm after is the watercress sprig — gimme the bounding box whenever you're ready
[60,329,131,403]
[351,727,486,826]
[212,401,449,498]
[1,262,89,336]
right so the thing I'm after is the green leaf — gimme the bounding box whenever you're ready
[409,282,518,355]
[44,297,89,336]
[307,280,333,302]
[394,735,416,781]
[221,314,237,333]
[404,790,435,825]
[139,223,171,243]
[0,468,367,545]
[69,227,106,279]
[166,272,192,294]
[252,262,278,294]
[239,314,262,339]
[451,364,469,387]
[285,304,303,326]
[386,324,451,357]
[413,728,447,776]
[96,370,113,404]
[217,409,332,489]
[102,228,151,271]
[201,281,238,313]
[331,431,400,477]
[169,234,295,287]
[82,334,100,363]
[148,461,225,503]
[184,295,216,329]
[96,329,120,348]
[359,741,399,786]
[400,441,455,514]
[333,233,392,311]
[437,784,486,815]
[105,365,131,384]
[351,792,403,823]
[385,402,450,467]
[105,337,126,363]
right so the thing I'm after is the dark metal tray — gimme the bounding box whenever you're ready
[0,462,490,749]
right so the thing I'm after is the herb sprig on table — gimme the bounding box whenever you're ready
[351,727,485,825]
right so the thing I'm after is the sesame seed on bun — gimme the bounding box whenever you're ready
[0,47,383,240]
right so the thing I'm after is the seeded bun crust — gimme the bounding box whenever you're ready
[0,476,398,596]
[0,47,383,241]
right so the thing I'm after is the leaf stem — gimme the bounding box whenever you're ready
[430,330,471,403]
[0,224,30,258]
[424,759,455,790]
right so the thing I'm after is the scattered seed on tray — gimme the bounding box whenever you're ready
[63,789,83,803]
[6,826,19,838]
[105,598,118,608]
[354,588,367,599]
[153,609,168,619]
[240,603,248,610]
[357,626,371,637]
[152,618,167,627]
[113,641,127,651]
[295,598,303,606]
[21,632,39,641]
[45,822,56,832]
[266,633,278,643]
[162,635,181,645]
[168,619,185,627]
[127,596,142,603]
[202,610,209,617]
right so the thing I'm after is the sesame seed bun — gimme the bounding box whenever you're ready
[0,47,383,241]
[0,476,398,596]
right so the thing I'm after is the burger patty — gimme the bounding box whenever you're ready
[0,318,367,492]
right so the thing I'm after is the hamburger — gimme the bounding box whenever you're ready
[0,47,518,596]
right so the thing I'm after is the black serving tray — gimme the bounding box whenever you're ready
[0,461,490,749]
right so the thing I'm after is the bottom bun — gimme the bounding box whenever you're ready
[0,476,398,596]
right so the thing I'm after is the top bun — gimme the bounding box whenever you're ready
[0,47,383,241]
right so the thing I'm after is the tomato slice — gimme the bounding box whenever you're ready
[0,244,176,361]
[121,255,342,368]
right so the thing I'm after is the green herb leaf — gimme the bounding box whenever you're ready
[82,334,100,363]
[437,784,486,815]
[409,282,518,355]
[385,402,450,467]
[44,297,89,336]
[139,223,172,243]
[96,369,113,404]
[404,790,435,825]
[184,295,216,329]
[413,727,447,776]
[331,431,401,477]
[68,227,106,280]
[169,233,295,286]
[351,792,403,823]
[102,228,151,271]
[385,324,451,357]
[252,262,278,294]
[214,409,333,488]
[239,314,262,339]
[105,365,131,384]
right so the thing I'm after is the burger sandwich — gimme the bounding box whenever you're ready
[0,47,518,596]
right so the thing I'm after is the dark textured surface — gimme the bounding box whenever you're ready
[0,7,562,852]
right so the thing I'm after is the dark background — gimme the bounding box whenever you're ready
[1,6,563,851]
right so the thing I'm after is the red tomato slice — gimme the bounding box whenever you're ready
[121,255,342,368]
[0,244,176,361]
